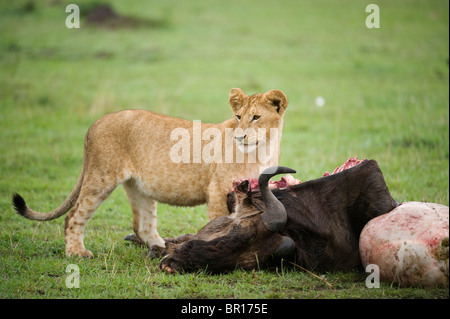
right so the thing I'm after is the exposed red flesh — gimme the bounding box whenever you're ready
[231,157,365,192]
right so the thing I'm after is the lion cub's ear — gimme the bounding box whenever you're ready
[264,90,288,115]
[229,88,247,114]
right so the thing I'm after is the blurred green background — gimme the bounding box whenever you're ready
[0,0,448,298]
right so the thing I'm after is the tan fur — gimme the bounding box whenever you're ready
[17,88,288,258]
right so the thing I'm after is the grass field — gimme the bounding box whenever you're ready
[0,0,448,300]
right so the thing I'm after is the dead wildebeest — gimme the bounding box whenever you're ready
[159,160,399,274]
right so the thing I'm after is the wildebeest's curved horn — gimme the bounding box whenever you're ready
[259,166,296,232]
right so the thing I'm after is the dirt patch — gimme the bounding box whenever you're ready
[85,4,168,29]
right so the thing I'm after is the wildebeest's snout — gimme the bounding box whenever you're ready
[160,254,182,274]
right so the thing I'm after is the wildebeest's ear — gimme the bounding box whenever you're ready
[229,88,247,114]
[235,180,250,195]
[264,89,288,115]
[234,180,251,205]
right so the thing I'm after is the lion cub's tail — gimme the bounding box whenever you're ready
[12,166,85,221]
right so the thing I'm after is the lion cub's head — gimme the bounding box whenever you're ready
[229,88,288,154]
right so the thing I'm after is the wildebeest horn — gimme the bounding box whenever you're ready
[259,166,296,232]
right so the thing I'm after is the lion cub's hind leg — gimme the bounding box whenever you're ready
[123,181,165,255]
[65,185,115,258]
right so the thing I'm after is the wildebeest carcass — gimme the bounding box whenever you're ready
[159,159,398,274]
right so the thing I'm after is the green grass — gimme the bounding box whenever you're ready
[0,0,448,299]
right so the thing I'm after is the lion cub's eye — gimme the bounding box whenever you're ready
[236,115,241,121]
[252,115,261,121]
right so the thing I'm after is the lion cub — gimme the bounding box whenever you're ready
[13,88,288,258]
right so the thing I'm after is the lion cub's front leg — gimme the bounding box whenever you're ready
[123,181,165,252]
[206,180,232,220]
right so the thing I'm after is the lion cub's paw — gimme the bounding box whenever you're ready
[66,249,94,259]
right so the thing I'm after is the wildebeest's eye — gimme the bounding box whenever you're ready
[252,115,260,121]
